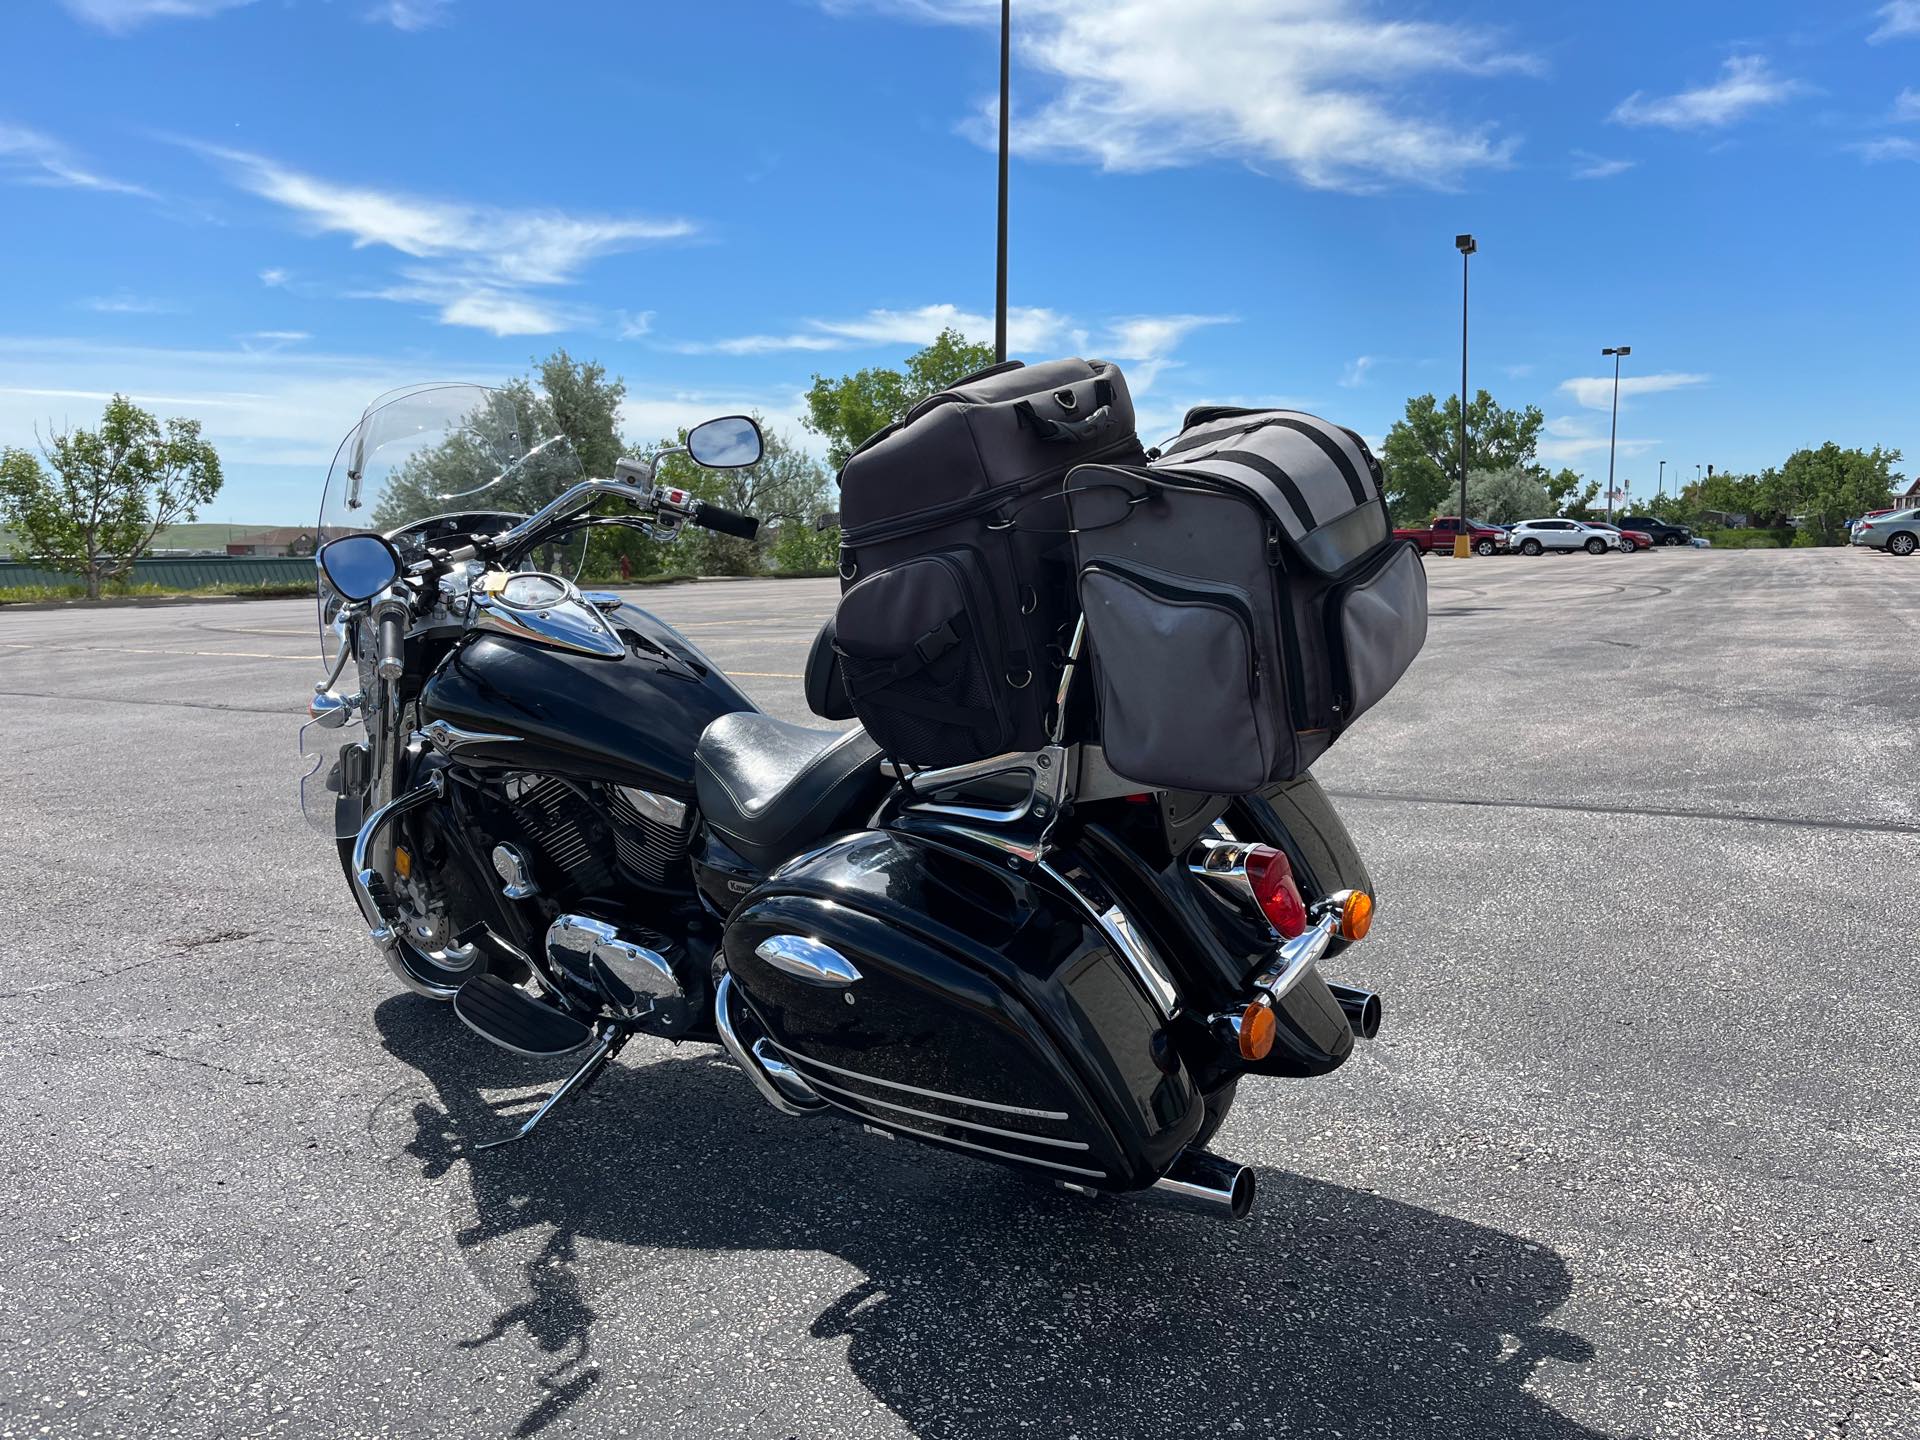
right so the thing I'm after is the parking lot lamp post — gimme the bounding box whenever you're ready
[1455,234,1476,558]
[1659,459,1666,497]
[994,0,1010,365]
[1602,345,1630,520]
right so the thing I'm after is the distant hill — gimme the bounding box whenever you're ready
[0,522,304,559]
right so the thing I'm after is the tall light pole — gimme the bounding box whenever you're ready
[994,0,1010,365]
[1658,459,1666,498]
[1602,345,1631,520]
[1454,234,1476,558]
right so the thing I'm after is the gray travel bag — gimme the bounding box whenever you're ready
[1066,407,1427,794]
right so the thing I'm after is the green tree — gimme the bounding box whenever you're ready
[1543,466,1601,519]
[1380,390,1547,525]
[0,395,223,598]
[803,327,997,469]
[652,418,835,577]
[1464,466,1551,525]
[1776,443,1906,546]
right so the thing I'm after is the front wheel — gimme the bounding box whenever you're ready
[1585,538,1609,555]
[334,837,484,999]
[1475,538,1498,556]
[1520,538,1543,556]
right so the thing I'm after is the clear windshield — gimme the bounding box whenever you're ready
[318,383,584,545]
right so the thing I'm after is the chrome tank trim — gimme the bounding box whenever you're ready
[753,934,862,987]
[470,571,625,659]
[1037,860,1181,1020]
[714,974,825,1118]
[420,719,523,754]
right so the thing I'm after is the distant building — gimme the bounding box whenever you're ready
[226,527,316,557]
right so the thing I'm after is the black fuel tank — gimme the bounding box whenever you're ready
[418,604,755,796]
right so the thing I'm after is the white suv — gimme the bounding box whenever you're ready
[1507,518,1617,556]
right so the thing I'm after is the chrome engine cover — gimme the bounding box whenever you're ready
[543,913,692,1030]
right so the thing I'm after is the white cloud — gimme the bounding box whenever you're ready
[620,387,820,459]
[677,305,1232,393]
[1340,356,1376,388]
[366,0,452,30]
[1893,88,1920,121]
[1571,150,1636,180]
[1536,413,1658,467]
[191,145,695,336]
[1610,55,1806,131]
[242,330,310,345]
[618,310,656,340]
[59,0,252,31]
[678,303,1073,356]
[827,0,1537,192]
[84,294,176,314]
[0,123,154,198]
[1852,135,1920,162]
[1558,372,1709,410]
[1870,1,1920,43]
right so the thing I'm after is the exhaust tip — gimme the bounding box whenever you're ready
[1146,1148,1258,1220]
[1327,981,1383,1041]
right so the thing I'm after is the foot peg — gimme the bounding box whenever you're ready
[453,973,594,1057]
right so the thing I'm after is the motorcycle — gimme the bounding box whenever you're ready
[299,383,1386,1220]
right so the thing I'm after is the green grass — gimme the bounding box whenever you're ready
[1704,527,1795,549]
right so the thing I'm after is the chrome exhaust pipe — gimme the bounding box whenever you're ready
[1144,1148,1257,1220]
[1327,981,1382,1040]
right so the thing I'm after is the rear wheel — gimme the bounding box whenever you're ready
[1520,538,1543,556]
[1889,532,1917,557]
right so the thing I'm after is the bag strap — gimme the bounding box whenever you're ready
[1013,377,1118,445]
[837,612,971,689]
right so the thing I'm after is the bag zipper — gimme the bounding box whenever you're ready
[1321,538,1413,725]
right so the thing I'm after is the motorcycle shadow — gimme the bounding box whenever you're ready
[376,994,1625,1440]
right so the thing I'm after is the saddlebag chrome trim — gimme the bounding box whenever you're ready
[1037,860,1181,1020]
[767,1043,1070,1121]
[714,974,825,1118]
[797,1073,1091,1151]
[753,934,862,986]
[847,1110,1107,1179]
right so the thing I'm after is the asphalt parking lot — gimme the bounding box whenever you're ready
[1,547,1915,1439]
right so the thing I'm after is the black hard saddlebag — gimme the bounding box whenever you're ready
[834,357,1144,767]
[1067,407,1427,794]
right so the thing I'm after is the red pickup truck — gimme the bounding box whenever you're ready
[1392,516,1509,556]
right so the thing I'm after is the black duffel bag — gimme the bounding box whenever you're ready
[832,357,1143,767]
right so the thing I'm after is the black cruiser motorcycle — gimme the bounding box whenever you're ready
[299,384,1384,1220]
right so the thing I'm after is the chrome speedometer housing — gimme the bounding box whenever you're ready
[470,570,625,659]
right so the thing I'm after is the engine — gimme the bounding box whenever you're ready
[500,774,693,894]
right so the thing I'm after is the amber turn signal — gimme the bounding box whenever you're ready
[1335,889,1374,943]
[1237,998,1277,1061]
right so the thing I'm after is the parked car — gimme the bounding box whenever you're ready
[1392,515,1509,556]
[1506,518,1618,556]
[1582,521,1654,552]
[1617,515,1695,547]
[1851,508,1900,544]
[1854,508,1920,556]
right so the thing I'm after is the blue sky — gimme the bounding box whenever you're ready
[3,0,1917,522]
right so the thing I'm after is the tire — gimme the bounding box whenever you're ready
[334,837,484,999]
[1585,538,1608,555]
[1520,538,1543,556]
[1191,1080,1239,1151]
[1663,535,1683,547]
[1888,532,1917,557]
[1474,539,1497,556]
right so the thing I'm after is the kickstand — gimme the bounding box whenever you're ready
[474,1026,629,1152]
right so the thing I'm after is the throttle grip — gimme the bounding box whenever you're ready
[376,611,405,679]
[695,503,759,541]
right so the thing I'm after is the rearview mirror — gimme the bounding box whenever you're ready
[318,532,402,601]
[686,415,763,469]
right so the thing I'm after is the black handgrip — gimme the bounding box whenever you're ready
[376,612,405,676]
[694,502,759,540]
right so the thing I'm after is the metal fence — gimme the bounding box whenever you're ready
[0,555,316,590]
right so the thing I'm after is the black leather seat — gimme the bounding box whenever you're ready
[693,712,885,869]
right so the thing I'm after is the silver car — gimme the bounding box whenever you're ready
[1507,518,1618,556]
[1854,508,1920,556]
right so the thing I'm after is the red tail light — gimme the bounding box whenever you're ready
[1243,845,1307,938]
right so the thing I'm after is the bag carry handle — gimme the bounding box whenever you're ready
[1014,376,1118,445]
[1031,471,1218,535]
